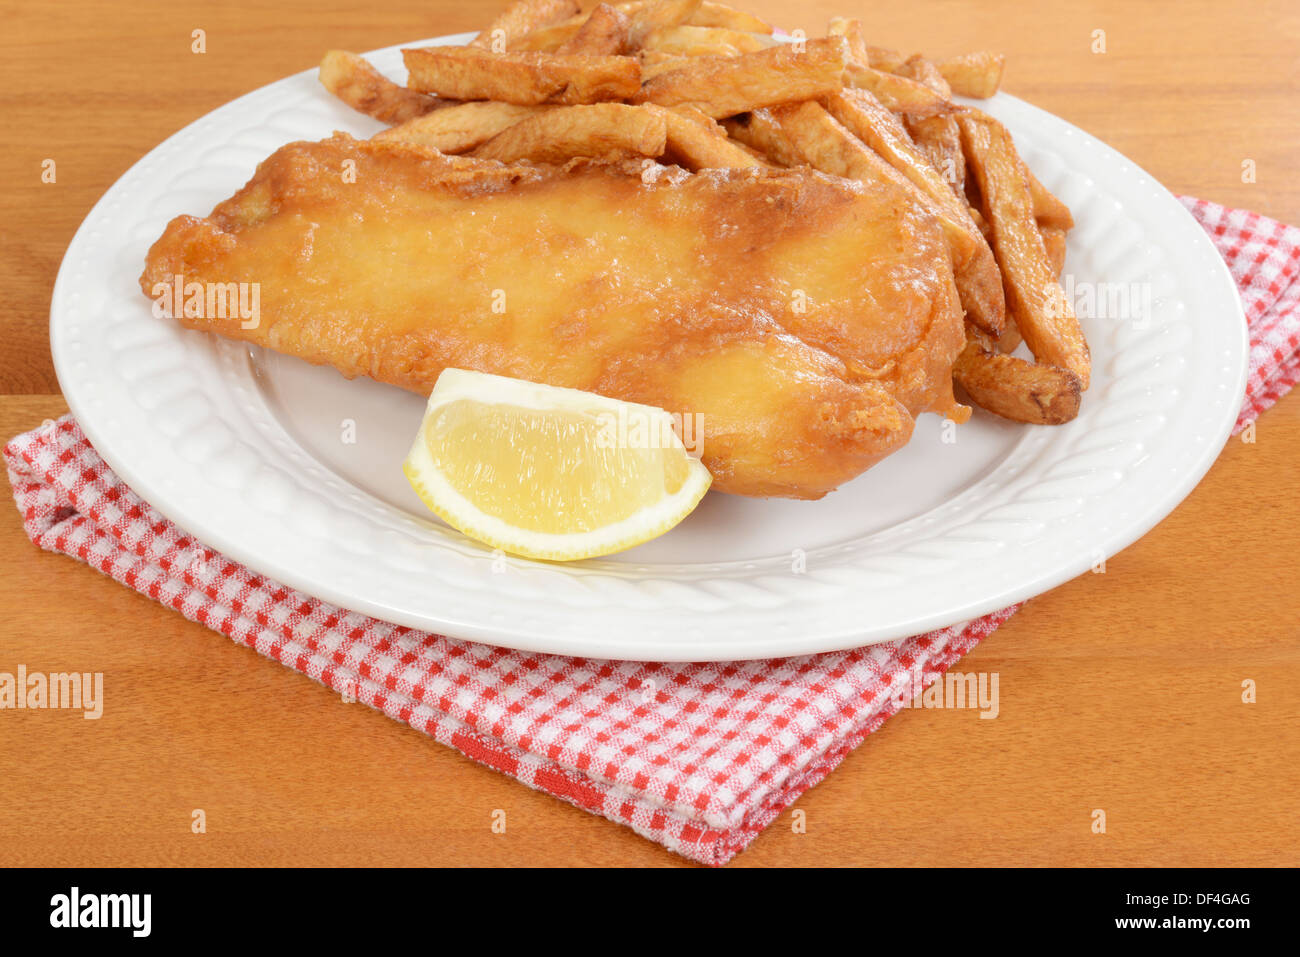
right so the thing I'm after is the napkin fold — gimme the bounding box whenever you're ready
[7,197,1298,865]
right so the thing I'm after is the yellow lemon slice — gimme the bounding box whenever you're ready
[403,369,712,561]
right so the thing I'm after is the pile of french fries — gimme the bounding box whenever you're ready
[319,0,1091,425]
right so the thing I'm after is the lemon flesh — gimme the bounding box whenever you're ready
[403,369,712,561]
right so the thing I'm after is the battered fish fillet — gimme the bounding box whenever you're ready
[140,133,964,498]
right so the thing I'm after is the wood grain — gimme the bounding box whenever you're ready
[1,0,1297,867]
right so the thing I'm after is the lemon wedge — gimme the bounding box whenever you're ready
[403,369,712,561]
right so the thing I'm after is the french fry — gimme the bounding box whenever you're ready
[826,17,870,67]
[722,108,805,167]
[1041,225,1067,276]
[656,105,767,168]
[951,250,1010,342]
[898,55,965,196]
[687,1,773,32]
[866,46,907,72]
[472,103,667,162]
[471,0,581,49]
[953,333,1082,424]
[318,51,445,125]
[525,2,764,52]
[628,0,703,49]
[1027,168,1074,231]
[898,58,951,98]
[844,61,954,118]
[900,54,951,94]
[963,164,984,211]
[823,89,1005,335]
[634,36,849,118]
[374,101,547,153]
[403,46,641,105]
[823,90,956,217]
[906,122,965,194]
[556,3,631,55]
[727,138,771,163]
[937,51,1005,98]
[639,50,691,80]
[510,19,584,52]
[769,99,906,184]
[996,314,1023,353]
[502,2,774,55]
[642,24,772,56]
[958,111,1090,387]
[610,0,773,32]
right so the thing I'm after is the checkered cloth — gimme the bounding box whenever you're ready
[1178,198,1300,430]
[7,198,1298,865]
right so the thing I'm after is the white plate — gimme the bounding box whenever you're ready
[51,32,1247,661]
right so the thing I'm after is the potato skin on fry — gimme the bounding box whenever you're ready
[319,50,445,124]
[954,339,1082,424]
[403,46,641,105]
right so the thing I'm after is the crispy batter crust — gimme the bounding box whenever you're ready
[141,133,964,498]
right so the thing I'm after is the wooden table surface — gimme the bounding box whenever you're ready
[2,0,1297,867]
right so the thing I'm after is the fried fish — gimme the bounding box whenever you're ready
[140,133,964,498]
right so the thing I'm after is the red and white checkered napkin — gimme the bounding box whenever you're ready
[1178,197,1300,429]
[7,198,1298,866]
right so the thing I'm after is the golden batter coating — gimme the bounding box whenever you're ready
[141,133,964,498]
